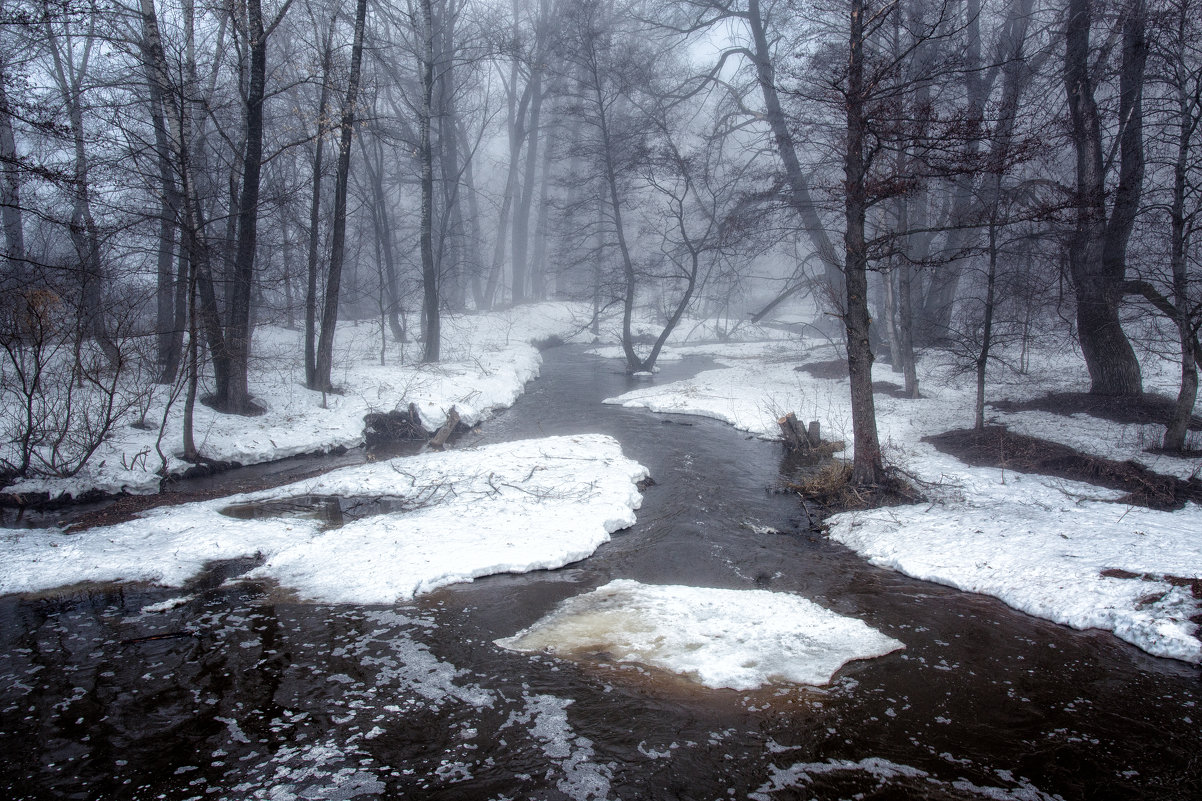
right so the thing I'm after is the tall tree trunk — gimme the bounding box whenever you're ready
[420,0,440,361]
[1164,6,1199,451]
[594,90,641,373]
[1064,0,1144,396]
[142,0,225,398]
[512,69,543,305]
[305,13,337,386]
[43,7,119,367]
[361,135,404,340]
[485,78,532,308]
[222,0,271,413]
[178,0,230,399]
[531,113,554,300]
[975,208,999,431]
[140,11,183,383]
[459,120,486,309]
[315,0,368,388]
[0,57,26,284]
[181,238,200,461]
[844,0,885,485]
[434,0,468,312]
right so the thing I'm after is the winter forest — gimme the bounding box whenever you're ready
[2,0,1202,799]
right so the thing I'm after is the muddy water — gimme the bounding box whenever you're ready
[1,346,1200,800]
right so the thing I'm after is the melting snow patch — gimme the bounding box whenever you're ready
[496,580,903,690]
[0,435,648,604]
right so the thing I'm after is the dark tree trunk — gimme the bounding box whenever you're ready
[434,0,469,312]
[1064,0,1144,396]
[315,0,368,389]
[0,59,26,283]
[844,0,885,485]
[420,0,440,362]
[139,14,183,383]
[221,0,270,413]
[976,212,999,431]
[305,13,337,387]
[1164,6,1199,452]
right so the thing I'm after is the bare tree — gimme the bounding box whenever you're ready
[1064,0,1147,396]
[313,0,368,389]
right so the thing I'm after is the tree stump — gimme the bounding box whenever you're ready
[779,413,821,453]
[778,413,809,453]
[429,406,460,450]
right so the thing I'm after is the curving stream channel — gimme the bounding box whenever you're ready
[1,346,1200,800]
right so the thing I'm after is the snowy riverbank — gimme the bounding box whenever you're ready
[0,434,648,603]
[3,302,593,500]
[606,338,1202,664]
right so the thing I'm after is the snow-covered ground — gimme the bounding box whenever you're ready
[5,299,1199,667]
[0,434,647,603]
[2,302,594,499]
[606,338,1202,664]
[497,579,903,689]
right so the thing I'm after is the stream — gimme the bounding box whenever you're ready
[1,345,1199,800]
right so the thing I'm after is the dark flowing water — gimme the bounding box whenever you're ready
[1,346,1199,800]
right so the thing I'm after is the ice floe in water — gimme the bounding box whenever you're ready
[496,580,904,690]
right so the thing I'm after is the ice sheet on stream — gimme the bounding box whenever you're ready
[604,341,1202,663]
[0,435,648,603]
[497,579,905,690]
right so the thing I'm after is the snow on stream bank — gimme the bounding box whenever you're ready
[0,435,648,602]
[3,302,593,500]
[606,339,1202,664]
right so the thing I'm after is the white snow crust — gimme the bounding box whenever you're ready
[496,579,904,689]
[0,435,648,603]
[603,339,1202,663]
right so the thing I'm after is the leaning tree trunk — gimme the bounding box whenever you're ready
[748,0,844,310]
[314,0,368,388]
